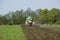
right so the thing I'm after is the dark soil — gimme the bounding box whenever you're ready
[22,25,60,40]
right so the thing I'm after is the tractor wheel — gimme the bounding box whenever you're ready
[29,23,32,26]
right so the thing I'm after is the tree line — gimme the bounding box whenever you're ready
[0,8,60,25]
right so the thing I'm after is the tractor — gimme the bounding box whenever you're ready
[25,16,35,26]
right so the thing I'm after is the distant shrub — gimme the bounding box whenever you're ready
[48,22,53,25]
[55,21,60,24]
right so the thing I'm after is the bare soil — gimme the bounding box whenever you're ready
[22,25,60,40]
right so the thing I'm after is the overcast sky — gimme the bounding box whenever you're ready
[0,0,60,15]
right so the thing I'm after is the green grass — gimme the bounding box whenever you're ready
[0,25,26,40]
[40,24,60,27]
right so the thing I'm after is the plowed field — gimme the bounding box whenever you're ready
[22,25,60,40]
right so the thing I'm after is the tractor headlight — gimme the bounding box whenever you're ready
[29,21,32,23]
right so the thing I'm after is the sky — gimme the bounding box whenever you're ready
[0,0,60,15]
